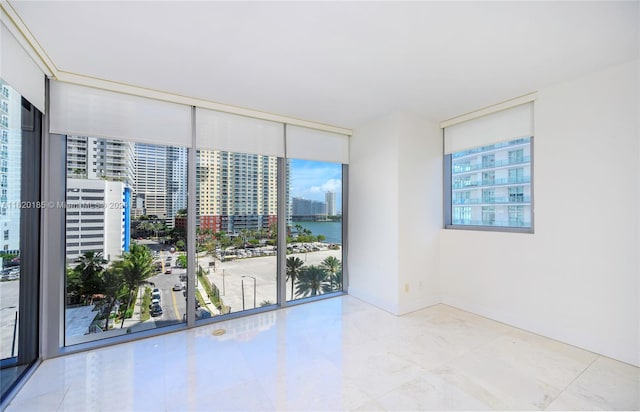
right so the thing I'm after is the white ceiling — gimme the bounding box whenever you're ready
[9,1,640,129]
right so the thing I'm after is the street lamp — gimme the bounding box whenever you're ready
[241,277,245,311]
[242,275,256,309]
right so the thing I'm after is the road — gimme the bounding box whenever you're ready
[0,279,19,360]
[146,250,187,328]
[200,247,342,315]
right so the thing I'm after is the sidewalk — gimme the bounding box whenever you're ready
[121,286,156,332]
[196,275,221,316]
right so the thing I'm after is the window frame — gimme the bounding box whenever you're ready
[444,135,534,234]
[41,99,350,358]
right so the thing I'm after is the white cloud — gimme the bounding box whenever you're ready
[309,179,342,194]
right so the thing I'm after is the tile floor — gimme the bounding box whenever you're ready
[5,296,640,411]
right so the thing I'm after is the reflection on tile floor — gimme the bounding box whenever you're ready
[6,296,640,411]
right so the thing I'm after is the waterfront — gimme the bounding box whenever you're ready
[294,220,342,244]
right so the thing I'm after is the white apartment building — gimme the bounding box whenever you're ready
[0,81,21,254]
[451,138,532,227]
[196,150,278,233]
[66,178,128,262]
[67,136,135,186]
[133,143,168,220]
[325,191,336,216]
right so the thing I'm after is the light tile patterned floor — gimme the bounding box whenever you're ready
[6,296,640,411]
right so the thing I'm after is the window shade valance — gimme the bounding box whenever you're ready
[444,102,534,154]
[48,81,351,163]
[195,107,284,157]
[49,81,192,147]
[1,20,45,113]
[286,125,349,164]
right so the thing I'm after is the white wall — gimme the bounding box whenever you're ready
[349,113,400,313]
[349,112,442,315]
[440,59,640,366]
[397,113,442,314]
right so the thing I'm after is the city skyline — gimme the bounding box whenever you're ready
[289,159,342,214]
[63,140,343,262]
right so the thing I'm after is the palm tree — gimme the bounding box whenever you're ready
[73,251,106,304]
[331,270,342,291]
[215,231,231,248]
[286,256,305,300]
[320,256,342,291]
[101,265,125,330]
[119,243,154,327]
[295,265,330,298]
[151,221,165,240]
[177,254,188,269]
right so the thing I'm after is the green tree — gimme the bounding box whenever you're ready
[177,254,188,269]
[119,243,154,327]
[215,231,232,249]
[295,265,330,298]
[286,256,305,299]
[73,251,107,304]
[66,265,82,304]
[175,239,186,251]
[152,221,166,239]
[320,256,342,291]
[268,223,277,240]
[232,235,244,249]
[101,265,125,330]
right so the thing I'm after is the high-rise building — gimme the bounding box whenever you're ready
[325,191,336,216]
[67,136,135,186]
[133,144,168,220]
[66,178,130,262]
[451,138,532,227]
[0,81,20,254]
[166,146,188,225]
[196,150,278,233]
[65,136,134,262]
[292,197,326,221]
[130,144,187,227]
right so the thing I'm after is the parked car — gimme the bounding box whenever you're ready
[172,283,182,291]
[150,304,163,317]
[195,308,211,319]
[164,269,172,274]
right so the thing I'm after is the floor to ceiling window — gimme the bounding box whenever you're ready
[195,150,279,316]
[0,80,41,402]
[46,81,349,354]
[286,159,343,301]
[64,137,188,345]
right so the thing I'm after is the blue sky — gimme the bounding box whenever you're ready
[289,159,342,213]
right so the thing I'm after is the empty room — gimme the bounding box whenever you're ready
[0,1,638,411]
